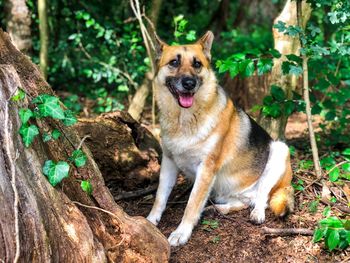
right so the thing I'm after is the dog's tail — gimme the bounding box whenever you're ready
[269,156,294,217]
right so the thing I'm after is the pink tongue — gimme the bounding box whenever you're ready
[179,95,194,108]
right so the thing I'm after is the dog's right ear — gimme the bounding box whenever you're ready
[154,33,168,61]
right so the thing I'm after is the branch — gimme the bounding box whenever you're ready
[114,184,158,201]
[262,227,313,236]
[297,0,322,179]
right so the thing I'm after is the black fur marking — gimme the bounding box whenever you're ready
[240,109,272,173]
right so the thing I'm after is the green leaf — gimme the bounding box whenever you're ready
[70,149,87,167]
[42,132,52,142]
[273,21,286,32]
[326,229,340,251]
[32,94,55,104]
[42,160,70,186]
[81,180,93,195]
[19,124,39,147]
[271,86,286,102]
[11,89,25,102]
[240,60,255,77]
[228,61,240,78]
[313,228,324,243]
[342,148,350,156]
[19,108,33,124]
[309,200,319,214]
[268,48,281,58]
[342,163,350,172]
[51,129,61,140]
[329,167,340,182]
[38,97,65,119]
[257,58,273,75]
[284,100,295,116]
[62,110,77,126]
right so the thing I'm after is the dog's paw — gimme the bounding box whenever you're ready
[250,207,265,224]
[168,224,193,246]
[146,213,161,226]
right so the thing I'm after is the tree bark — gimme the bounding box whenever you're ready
[0,29,169,262]
[75,110,161,191]
[258,0,311,139]
[4,0,32,53]
[38,0,48,79]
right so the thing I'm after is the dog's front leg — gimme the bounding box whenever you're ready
[147,154,179,225]
[168,160,216,246]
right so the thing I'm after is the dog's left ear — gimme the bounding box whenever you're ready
[196,31,214,61]
[154,33,168,61]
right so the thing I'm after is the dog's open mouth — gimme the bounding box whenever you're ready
[177,92,194,108]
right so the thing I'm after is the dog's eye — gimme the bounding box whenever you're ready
[169,59,179,68]
[193,60,202,69]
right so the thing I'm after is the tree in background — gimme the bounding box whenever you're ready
[38,0,48,79]
[4,0,32,53]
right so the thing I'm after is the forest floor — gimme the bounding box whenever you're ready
[117,112,350,263]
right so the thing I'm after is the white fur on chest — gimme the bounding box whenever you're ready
[163,132,219,181]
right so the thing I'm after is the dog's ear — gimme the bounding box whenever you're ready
[154,33,168,61]
[197,31,214,61]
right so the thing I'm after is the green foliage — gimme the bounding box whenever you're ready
[62,110,78,126]
[11,89,26,102]
[172,15,196,44]
[42,160,70,186]
[19,124,39,147]
[292,179,304,191]
[70,149,87,167]
[201,219,219,232]
[313,216,350,251]
[43,129,61,142]
[19,108,34,124]
[32,94,65,119]
[81,180,93,195]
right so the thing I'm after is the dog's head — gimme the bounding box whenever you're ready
[154,31,215,109]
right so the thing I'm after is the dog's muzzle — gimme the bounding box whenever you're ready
[165,76,199,108]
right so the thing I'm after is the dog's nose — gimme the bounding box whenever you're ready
[181,77,197,90]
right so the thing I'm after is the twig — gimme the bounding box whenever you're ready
[72,201,125,247]
[72,201,122,222]
[261,226,313,236]
[297,0,322,179]
[77,135,91,150]
[114,184,158,201]
[3,101,20,263]
[320,199,350,214]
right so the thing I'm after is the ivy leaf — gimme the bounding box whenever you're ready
[51,129,61,140]
[19,124,39,147]
[11,89,26,102]
[70,149,87,167]
[62,110,77,126]
[42,160,70,186]
[81,180,93,195]
[19,108,33,124]
[289,65,303,76]
[228,61,240,78]
[38,97,65,119]
[42,132,52,142]
[327,229,340,251]
[269,48,281,58]
[32,94,55,104]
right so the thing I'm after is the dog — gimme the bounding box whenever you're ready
[147,31,294,247]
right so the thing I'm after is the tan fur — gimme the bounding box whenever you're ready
[269,155,294,216]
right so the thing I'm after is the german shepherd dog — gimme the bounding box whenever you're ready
[147,31,294,246]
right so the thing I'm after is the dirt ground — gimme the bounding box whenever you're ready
[117,113,349,263]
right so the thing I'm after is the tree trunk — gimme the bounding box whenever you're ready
[258,0,311,139]
[0,29,169,262]
[75,111,162,191]
[38,0,48,79]
[4,0,32,53]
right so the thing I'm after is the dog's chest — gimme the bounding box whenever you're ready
[163,133,218,180]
